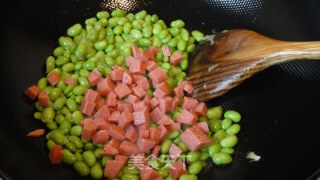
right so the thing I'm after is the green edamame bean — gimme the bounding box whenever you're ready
[94,40,108,51]
[167,131,180,140]
[177,40,187,51]
[221,147,235,154]
[212,152,232,165]
[46,121,57,130]
[153,36,162,47]
[83,61,95,71]
[226,124,241,135]
[59,37,76,51]
[33,112,42,120]
[49,87,62,101]
[37,78,47,90]
[78,77,90,87]
[69,136,83,149]
[72,111,84,125]
[186,44,196,53]
[91,163,103,180]
[74,161,90,176]
[191,30,204,42]
[55,56,70,66]
[70,125,83,136]
[94,148,102,159]
[75,96,83,104]
[135,10,147,20]
[65,142,77,153]
[34,102,44,112]
[73,85,87,96]
[200,152,210,161]
[212,129,227,142]
[66,98,78,112]
[82,151,96,167]
[178,141,188,152]
[181,28,189,41]
[208,143,221,157]
[179,174,198,180]
[84,143,95,151]
[157,169,169,178]
[209,120,222,133]
[62,149,77,165]
[42,86,53,95]
[137,38,152,47]
[222,119,232,130]
[97,11,110,19]
[170,19,185,28]
[161,139,172,154]
[142,26,152,38]
[121,173,139,180]
[224,110,241,122]
[60,106,71,115]
[56,80,66,91]
[67,23,82,37]
[113,25,123,35]
[188,161,202,175]
[41,107,55,123]
[179,59,188,71]
[186,151,201,163]
[59,120,71,134]
[130,29,143,39]
[51,129,66,145]
[111,9,127,17]
[53,47,64,57]
[46,56,55,73]
[220,135,238,148]
[207,106,223,120]
[75,43,87,58]
[53,96,66,110]
[101,156,113,167]
[47,139,56,150]
[79,69,90,77]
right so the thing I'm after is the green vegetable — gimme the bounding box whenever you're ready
[220,135,238,148]
[212,153,232,165]
[224,110,241,122]
[188,161,202,175]
[74,161,90,176]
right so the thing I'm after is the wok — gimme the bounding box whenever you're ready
[1,0,320,179]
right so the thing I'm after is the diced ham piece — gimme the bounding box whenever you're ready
[95,97,105,110]
[24,85,40,100]
[170,52,183,66]
[179,127,212,151]
[118,111,133,129]
[114,83,132,99]
[47,71,60,86]
[110,68,124,81]
[125,56,135,67]
[94,105,110,120]
[97,77,114,96]
[148,46,159,56]
[170,97,179,111]
[173,84,184,98]
[80,99,95,116]
[104,160,124,178]
[119,140,139,156]
[169,160,187,179]
[81,118,97,141]
[140,167,159,180]
[64,77,75,85]
[108,125,126,141]
[157,115,174,126]
[177,109,197,125]
[122,71,133,85]
[100,139,120,156]
[139,129,149,138]
[128,94,140,104]
[133,74,144,83]
[182,97,199,110]
[146,61,158,72]
[108,111,120,123]
[181,81,194,94]
[131,44,140,58]
[152,145,161,158]
[38,92,49,107]
[162,45,171,57]
[143,94,151,106]
[93,117,112,130]
[106,91,117,107]
[166,123,181,131]
[158,124,169,142]
[115,154,129,165]
[169,143,182,161]
[125,125,138,142]
[133,109,150,126]
[137,138,156,153]
[87,69,102,86]
[153,81,170,98]
[149,128,161,145]
[93,130,109,144]
[194,122,209,132]
[117,101,133,113]
[136,77,150,90]
[149,67,167,84]
[150,107,165,123]
[194,102,207,116]
[150,97,159,110]
[129,59,146,74]
[132,86,147,98]
[133,101,149,112]
[158,97,172,113]
[84,89,100,102]
[136,120,151,130]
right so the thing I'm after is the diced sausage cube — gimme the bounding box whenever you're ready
[95,97,105,110]
[162,45,171,57]
[133,109,150,126]
[194,102,207,116]
[108,125,126,141]
[114,83,132,99]
[94,105,110,120]
[169,143,182,161]
[177,109,197,125]
[157,124,169,142]
[125,56,135,67]
[152,145,161,158]
[128,94,140,104]
[110,68,124,81]
[93,130,109,144]
[118,111,133,129]
[182,97,199,110]
[181,81,194,94]
[139,129,149,138]
[129,59,146,74]
[97,77,115,96]
[146,61,158,72]
[179,127,212,151]
[125,125,138,142]
[194,122,209,132]
[148,46,159,56]
[173,84,184,98]
[133,101,149,112]
[166,123,181,131]
[153,81,170,98]
[84,89,100,102]
[104,160,124,178]
[117,101,133,113]
[47,71,60,86]
[170,52,183,66]
[81,118,98,141]
[150,97,159,110]
[93,117,112,130]
[87,69,102,86]
[119,140,139,156]
[170,97,179,111]
[157,115,174,126]
[169,160,186,179]
[137,138,156,153]
[149,128,161,145]
[140,167,159,180]
[38,92,49,107]
[24,85,40,100]
[136,77,150,90]
[106,91,117,107]
[158,96,172,113]
[108,111,121,123]
[132,86,147,98]
[122,71,133,85]
[80,99,96,116]
[150,107,165,123]
[149,67,167,84]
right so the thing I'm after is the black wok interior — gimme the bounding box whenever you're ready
[1,0,320,179]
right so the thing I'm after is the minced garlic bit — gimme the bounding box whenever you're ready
[207,64,219,72]
[246,151,261,162]
[203,84,207,89]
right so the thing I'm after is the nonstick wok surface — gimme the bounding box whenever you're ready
[1,0,320,179]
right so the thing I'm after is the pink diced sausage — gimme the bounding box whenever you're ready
[169,143,182,161]
[87,69,102,86]
[177,109,197,125]
[81,118,97,141]
[133,101,149,112]
[170,52,183,66]
[150,107,165,123]
[38,92,49,107]
[108,111,121,123]
[181,81,194,94]
[158,96,172,113]
[194,122,209,132]
[153,81,170,98]
[128,94,140,104]
[129,59,146,74]
[125,125,138,142]
[166,123,181,131]
[194,102,207,116]
[104,160,123,178]
[136,77,150,90]
[118,111,133,129]
[108,125,126,141]
[93,130,109,144]
[157,124,169,142]
[119,140,139,156]
[110,68,124,81]
[169,160,186,179]
[47,71,60,86]
[149,67,167,84]
[146,61,158,72]
[179,127,212,151]
[137,138,156,153]
[80,99,96,116]
[133,109,149,126]
[122,71,133,85]
[117,101,133,113]
[125,56,135,67]
[162,45,171,57]
[139,129,149,138]
[170,97,179,111]
[84,89,100,102]
[148,46,159,56]
[97,77,114,96]
[114,83,132,99]
[157,115,174,126]
[106,91,117,107]
[152,145,161,158]
[182,97,199,110]
[173,84,184,98]
[100,139,120,156]
[94,105,110,120]
[149,128,161,145]
[132,86,147,98]
[95,97,105,110]
[150,97,159,110]
[139,167,159,180]
[93,117,112,130]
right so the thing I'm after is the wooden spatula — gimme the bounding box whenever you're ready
[188,29,320,101]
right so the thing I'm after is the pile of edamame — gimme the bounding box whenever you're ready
[30,9,242,180]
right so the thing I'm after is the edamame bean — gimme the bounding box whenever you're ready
[66,98,77,112]
[53,47,64,57]
[177,40,187,51]
[207,106,223,120]
[226,124,241,135]
[168,131,180,140]
[53,96,66,110]
[67,23,82,37]
[220,135,238,148]
[186,151,201,163]
[75,95,83,104]
[224,110,241,122]
[188,161,202,175]
[84,143,95,151]
[209,120,222,133]
[74,161,90,176]
[49,88,62,101]
[135,10,147,20]
[170,19,185,28]
[178,141,188,152]
[65,142,77,153]
[90,163,103,180]
[212,129,227,142]
[69,136,84,149]
[137,38,152,47]
[221,147,235,154]
[222,119,232,130]
[37,78,47,90]
[70,125,83,136]
[200,152,210,161]
[97,11,110,19]
[46,56,55,73]
[83,151,96,167]
[101,156,113,167]
[121,174,139,180]
[46,121,57,130]
[72,111,84,125]
[73,85,87,96]
[41,107,55,123]
[33,112,42,120]
[208,143,221,157]
[179,59,188,71]
[51,129,66,145]
[130,29,143,39]
[94,148,102,159]
[94,40,108,51]
[111,9,127,17]
[191,30,204,42]
[62,149,77,165]
[161,139,172,154]
[157,169,169,178]
[59,120,71,134]
[78,77,90,87]
[212,152,232,165]
[122,166,139,175]
[179,174,198,180]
